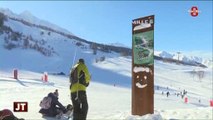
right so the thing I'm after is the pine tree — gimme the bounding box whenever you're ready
[0,12,5,28]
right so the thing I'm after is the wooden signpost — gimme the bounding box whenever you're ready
[132,15,154,116]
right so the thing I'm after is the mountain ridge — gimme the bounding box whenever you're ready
[0,8,211,69]
[0,8,132,56]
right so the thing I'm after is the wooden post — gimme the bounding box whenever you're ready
[132,15,154,116]
[14,69,18,79]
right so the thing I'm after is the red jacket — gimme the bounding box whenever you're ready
[0,109,13,120]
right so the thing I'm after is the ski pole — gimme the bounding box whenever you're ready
[71,47,77,68]
[71,47,79,101]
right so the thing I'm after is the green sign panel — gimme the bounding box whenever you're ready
[133,30,154,65]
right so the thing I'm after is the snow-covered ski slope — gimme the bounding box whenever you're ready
[0,8,212,119]
[0,58,212,119]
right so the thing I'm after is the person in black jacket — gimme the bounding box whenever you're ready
[39,90,67,117]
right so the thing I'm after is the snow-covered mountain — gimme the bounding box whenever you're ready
[0,8,211,71]
[109,42,129,48]
[155,51,212,68]
[0,8,132,74]
[0,8,72,35]
[0,8,212,120]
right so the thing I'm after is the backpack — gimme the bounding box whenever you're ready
[70,64,88,87]
[70,66,78,84]
[39,96,52,109]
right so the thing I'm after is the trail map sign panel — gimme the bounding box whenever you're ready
[132,15,154,116]
[133,30,154,65]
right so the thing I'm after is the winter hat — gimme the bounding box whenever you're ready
[53,89,59,97]
[79,58,84,64]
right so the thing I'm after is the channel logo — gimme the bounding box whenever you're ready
[188,6,200,17]
[13,102,28,112]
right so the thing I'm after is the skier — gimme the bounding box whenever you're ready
[39,90,67,118]
[0,109,24,120]
[166,91,170,97]
[70,58,91,120]
[156,86,159,90]
[181,94,184,99]
[177,93,180,97]
[183,89,187,95]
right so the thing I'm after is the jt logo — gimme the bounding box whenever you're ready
[189,6,199,17]
[13,102,28,112]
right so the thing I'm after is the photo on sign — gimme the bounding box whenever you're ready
[133,30,154,65]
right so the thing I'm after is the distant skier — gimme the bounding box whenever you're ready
[181,94,184,99]
[156,86,159,90]
[183,89,187,95]
[166,91,170,97]
[39,89,68,118]
[70,58,91,120]
[0,109,24,120]
[177,93,180,97]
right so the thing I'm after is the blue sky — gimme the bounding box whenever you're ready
[0,1,212,58]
